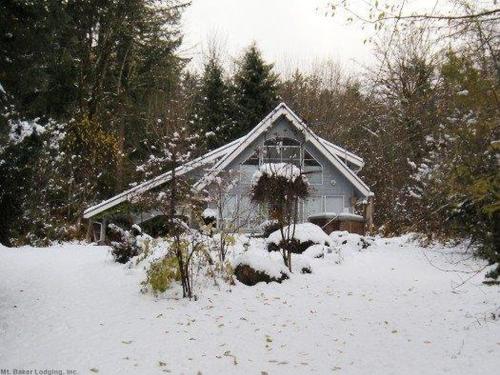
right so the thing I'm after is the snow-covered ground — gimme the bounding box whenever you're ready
[1,234,499,374]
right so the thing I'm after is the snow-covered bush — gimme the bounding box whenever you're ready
[329,231,374,253]
[267,223,331,254]
[303,244,326,258]
[109,224,143,264]
[202,207,217,226]
[293,255,312,274]
[233,252,289,286]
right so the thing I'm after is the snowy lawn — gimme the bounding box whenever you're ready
[1,235,499,374]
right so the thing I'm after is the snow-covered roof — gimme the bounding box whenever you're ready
[83,136,243,219]
[84,102,372,219]
[196,102,372,197]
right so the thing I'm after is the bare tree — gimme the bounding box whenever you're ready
[205,172,260,262]
[137,90,203,299]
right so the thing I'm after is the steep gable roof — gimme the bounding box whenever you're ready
[84,103,371,219]
[195,102,373,197]
[83,136,244,219]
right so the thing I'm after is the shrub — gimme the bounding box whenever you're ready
[143,256,181,294]
[266,223,331,254]
[251,163,311,270]
[109,224,141,264]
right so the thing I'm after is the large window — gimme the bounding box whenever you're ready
[241,139,323,185]
[262,137,301,167]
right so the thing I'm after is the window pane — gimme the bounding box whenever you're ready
[304,158,320,166]
[325,196,344,213]
[263,146,280,161]
[304,196,323,218]
[281,146,300,161]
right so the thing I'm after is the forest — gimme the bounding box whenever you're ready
[0,0,498,278]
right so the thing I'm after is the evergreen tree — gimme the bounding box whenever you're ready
[192,56,234,150]
[0,133,42,245]
[0,0,188,244]
[231,44,279,139]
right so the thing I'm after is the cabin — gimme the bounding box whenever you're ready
[84,103,374,242]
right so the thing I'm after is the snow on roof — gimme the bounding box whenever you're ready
[83,136,244,219]
[308,212,365,222]
[196,102,372,197]
[319,137,364,168]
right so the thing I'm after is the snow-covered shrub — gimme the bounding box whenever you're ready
[293,255,312,274]
[267,223,331,254]
[202,207,217,226]
[329,231,374,254]
[109,224,142,264]
[303,244,326,258]
[233,253,289,286]
[143,256,180,294]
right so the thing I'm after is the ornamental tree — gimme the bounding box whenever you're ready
[251,163,310,271]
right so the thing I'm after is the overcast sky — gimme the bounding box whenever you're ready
[181,0,374,75]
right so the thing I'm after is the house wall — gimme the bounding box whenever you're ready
[206,116,363,229]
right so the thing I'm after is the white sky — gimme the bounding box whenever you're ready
[181,0,375,75]
[181,0,469,75]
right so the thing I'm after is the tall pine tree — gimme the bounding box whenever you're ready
[192,55,234,150]
[231,43,279,139]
